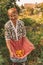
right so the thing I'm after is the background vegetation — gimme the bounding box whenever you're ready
[0,0,43,65]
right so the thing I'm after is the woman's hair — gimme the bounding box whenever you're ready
[7,8,18,14]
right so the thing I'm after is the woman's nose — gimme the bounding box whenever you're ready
[12,17,15,19]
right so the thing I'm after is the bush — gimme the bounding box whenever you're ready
[21,18,36,26]
[22,18,43,63]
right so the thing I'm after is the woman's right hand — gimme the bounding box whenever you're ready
[10,52,14,58]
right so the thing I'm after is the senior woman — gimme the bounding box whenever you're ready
[4,8,35,65]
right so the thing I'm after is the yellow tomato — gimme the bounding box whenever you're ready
[16,50,24,57]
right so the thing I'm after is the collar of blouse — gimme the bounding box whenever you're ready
[10,20,18,40]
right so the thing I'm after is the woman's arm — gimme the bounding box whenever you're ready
[5,40,13,55]
[4,24,14,57]
[22,21,26,37]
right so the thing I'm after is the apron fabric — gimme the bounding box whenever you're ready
[10,37,35,59]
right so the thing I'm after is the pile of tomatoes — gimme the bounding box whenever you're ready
[16,50,24,57]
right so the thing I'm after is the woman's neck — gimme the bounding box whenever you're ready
[12,20,16,27]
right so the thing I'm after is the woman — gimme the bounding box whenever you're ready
[4,8,35,65]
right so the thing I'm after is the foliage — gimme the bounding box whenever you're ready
[33,8,39,14]
[0,1,43,64]
[22,18,43,64]
[22,18,36,26]
[27,8,34,15]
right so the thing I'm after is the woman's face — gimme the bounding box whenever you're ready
[8,9,18,22]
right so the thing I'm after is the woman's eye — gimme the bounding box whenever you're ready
[10,16,13,18]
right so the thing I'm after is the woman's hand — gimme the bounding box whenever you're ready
[10,52,14,58]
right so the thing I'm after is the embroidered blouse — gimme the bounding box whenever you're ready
[4,20,26,41]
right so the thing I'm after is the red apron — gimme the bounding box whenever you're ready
[10,37,35,59]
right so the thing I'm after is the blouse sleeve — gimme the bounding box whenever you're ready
[21,21,26,37]
[4,24,11,40]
